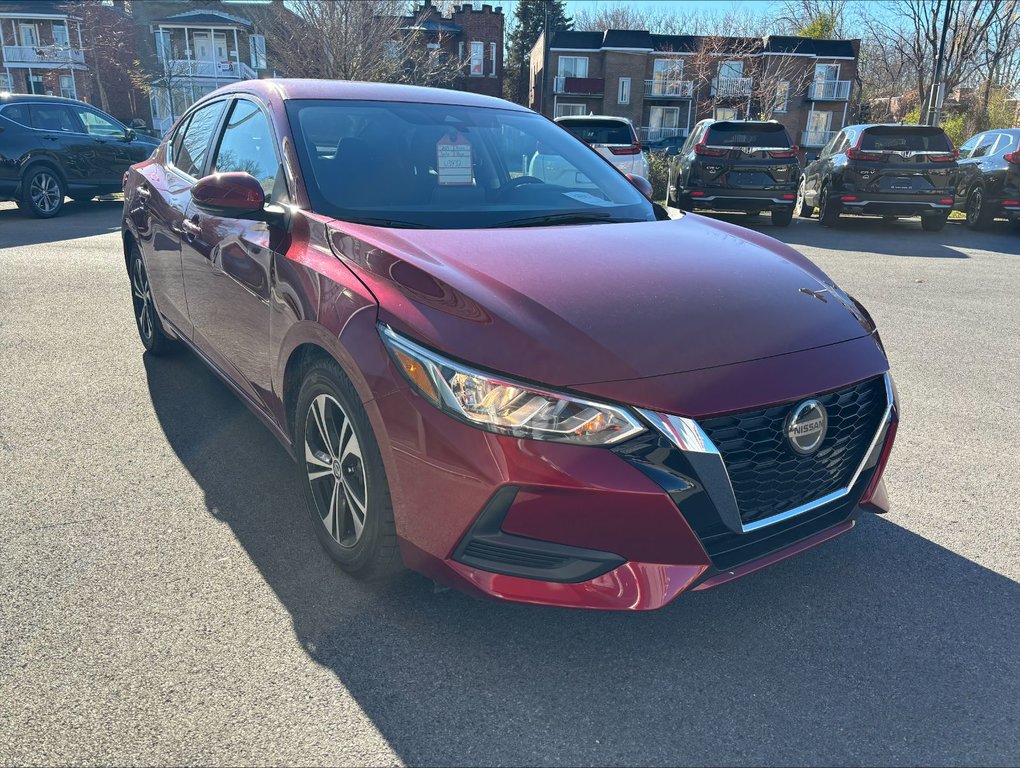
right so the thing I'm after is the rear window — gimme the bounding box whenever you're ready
[705,122,792,148]
[860,127,952,152]
[0,103,30,126]
[559,120,634,145]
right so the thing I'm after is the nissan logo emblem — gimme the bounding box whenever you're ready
[785,400,828,455]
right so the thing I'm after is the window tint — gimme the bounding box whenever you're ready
[29,104,80,133]
[859,127,952,152]
[213,100,278,196]
[173,100,227,178]
[75,108,124,137]
[1,104,30,126]
[169,114,192,167]
[971,134,993,158]
[958,134,980,158]
[705,121,792,148]
[558,119,633,145]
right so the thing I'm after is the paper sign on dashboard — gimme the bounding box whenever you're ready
[436,132,473,186]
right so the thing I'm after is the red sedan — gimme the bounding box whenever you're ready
[122,80,897,610]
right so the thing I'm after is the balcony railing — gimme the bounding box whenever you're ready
[801,129,836,147]
[713,77,753,97]
[808,79,851,100]
[2,44,85,65]
[644,79,693,99]
[159,59,257,80]
[553,75,605,95]
[640,127,686,142]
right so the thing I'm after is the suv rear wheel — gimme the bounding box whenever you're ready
[21,166,65,218]
[966,188,995,230]
[772,207,793,227]
[818,186,841,227]
[921,212,949,232]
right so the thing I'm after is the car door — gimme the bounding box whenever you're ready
[956,133,989,205]
[25,103,91,189]
[805,131,842,205]
[137,99,229,339]
[180,97,283,411]
[66,106,129,189]
[676,122,705,190]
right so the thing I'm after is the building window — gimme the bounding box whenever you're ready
[618,77,630,105]
[490,42,497,77]
[53,23,70,48]
[19,24,39,47]
[814,63,839,82]
[470,41,484,76]
[555,102,586,118]
[648,106,680,140]
[714,107,738,121]
[0,73,13,91]
[557,56,588,79]
[59,75,75,99]
[250,34,267,70]
[28,74,45,95]
[775,81,790,112]
[719,61,743,79]
[154,30,172,63]
[652,58,683,83]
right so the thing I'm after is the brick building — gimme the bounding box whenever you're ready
[529,29,860,152]
[0,1,91,101]
[400,3,504,98]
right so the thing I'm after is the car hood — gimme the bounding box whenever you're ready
[327,214,877,388]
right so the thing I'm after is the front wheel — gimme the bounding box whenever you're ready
[818,186,841,227]
[921,212,949,232]
[771,207,794,227]
[296,358,403,580]
[21,167,65,218]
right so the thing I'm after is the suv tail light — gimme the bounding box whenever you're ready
[609,143,642,156]
[768,147,799,159]
[929,148,959,162]
[1005,151,1020,164]
[694,140,727,157]
[846,146,883,161]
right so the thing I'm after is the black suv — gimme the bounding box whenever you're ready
[667,119,801,227]
[0,93,159,218]
[796,124,959,231]
[954,128,1020,230]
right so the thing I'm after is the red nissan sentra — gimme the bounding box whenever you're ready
[122,80,898,610]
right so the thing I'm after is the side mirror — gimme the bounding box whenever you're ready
[626,173,654,201]
[192,172,266,218]
[123,127,136,142]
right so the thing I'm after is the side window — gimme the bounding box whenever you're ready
[1,104,31,126]
[173,100,227,178]
[28,104,80,133]
[958,135,980,159]
[75,108,124,138]
[212,99,279,196]
[994,133,1016,154]
[169,114,192,167]
[971,134,992,159]
[820,132,841,158]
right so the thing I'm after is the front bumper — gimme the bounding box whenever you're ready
[369,347,898,611]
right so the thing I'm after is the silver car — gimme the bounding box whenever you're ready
[554,115,650,179]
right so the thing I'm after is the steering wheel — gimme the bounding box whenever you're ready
[502,176,545,192]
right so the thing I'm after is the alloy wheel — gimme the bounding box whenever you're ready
[29,172,61,214]
[968,189,984,226]
[304,394,368,548]
[131,257,155,343]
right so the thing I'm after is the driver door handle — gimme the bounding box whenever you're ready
[136,185,151,199]
[182,218,202,236]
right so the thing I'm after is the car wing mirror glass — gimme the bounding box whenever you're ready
[192,172,267,219]
[124,127,135,142]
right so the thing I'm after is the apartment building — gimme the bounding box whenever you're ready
[0,1,90,100]
[529,29,860,152]
[399,3,504,98]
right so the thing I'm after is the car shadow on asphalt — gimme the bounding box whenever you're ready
[0,200,121,248]
[692,211,1019,260]
[143,350,1020,766]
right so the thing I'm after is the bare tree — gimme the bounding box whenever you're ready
[572,1,775,36]
[59,0,141,113]
[130,56,197,127]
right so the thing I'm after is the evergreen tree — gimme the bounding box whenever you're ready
[504,0,572,104]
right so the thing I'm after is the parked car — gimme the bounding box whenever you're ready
[554,114,650,180]
[954,128,1020,229]
[0,93,159,218]
[123,80,898,611]
[643,133,686,157]
[795,124,959,231]
[666,119,801,227]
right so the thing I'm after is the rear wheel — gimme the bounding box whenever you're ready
[818,185,841,227]
[666,165,678,207]
[296,358,403,580]
[794,180,813,218]
[20,166,65,218]
[966,188,995,230]
[771,207,794,227]
[129,245,176,355]
[921,212,949,232]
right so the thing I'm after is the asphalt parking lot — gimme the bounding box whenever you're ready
[1,200,1018,766]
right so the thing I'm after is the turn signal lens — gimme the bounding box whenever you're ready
[379,325,646,446]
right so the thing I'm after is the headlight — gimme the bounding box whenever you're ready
[379,324,646,446]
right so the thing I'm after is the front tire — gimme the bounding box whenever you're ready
[296,358,402,580]
[21,166,65,218]
[818,185,841,227]
[966,188,995,230]
[129,246,176,355]
[921,212,949,231]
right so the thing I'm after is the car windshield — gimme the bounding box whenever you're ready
[558,119,634,145]
[705,122,792,148]
[286,99,653,229]
[860,127,952,152]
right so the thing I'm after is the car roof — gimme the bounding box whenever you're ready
[0,92,91,107]
[555,115,631,123]
[209,78,530,112]
[843,123,948,132]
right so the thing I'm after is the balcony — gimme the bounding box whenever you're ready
[640,126,686,142]
[713,77,753,98]
[2,44,85,68]
[801,129,836,147]
[808,80,851,100]
[553,76,604,96]
[644,79,693,99]
[160,59,258,80]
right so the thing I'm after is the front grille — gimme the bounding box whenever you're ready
[700,376,887,525]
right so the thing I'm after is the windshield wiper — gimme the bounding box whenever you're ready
[494,212,643,228]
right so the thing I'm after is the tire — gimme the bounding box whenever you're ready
[818,185,841,227]
[771,207,794,227]
[20,166,65,218]
[666,165,678,207]
[69,195,95,203]
[965,187,995,230]
[129,245,176,355]
[296,358,403,580]
[794,181,813,218]
[921,212,948,232]
[744,210,762,217]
